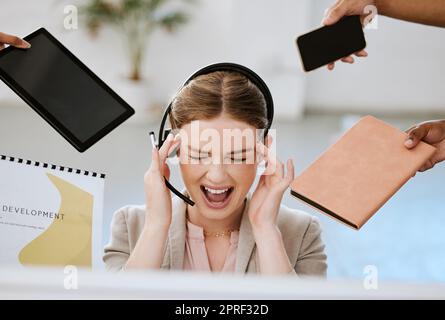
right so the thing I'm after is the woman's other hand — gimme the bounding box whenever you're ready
[144,133,181,230]
[248,138,295,232]
[247,137,296,274]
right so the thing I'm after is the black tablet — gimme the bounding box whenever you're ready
[0,28,135,152]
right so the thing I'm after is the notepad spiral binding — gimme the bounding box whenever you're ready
[0,155,106,179]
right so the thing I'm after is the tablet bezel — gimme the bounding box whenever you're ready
[0,28,135,152]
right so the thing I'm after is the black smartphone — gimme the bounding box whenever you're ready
[296,15,366,72]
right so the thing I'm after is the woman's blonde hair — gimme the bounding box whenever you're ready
[169,71,269,131]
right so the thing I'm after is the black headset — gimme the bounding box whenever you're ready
[156,62,274,206]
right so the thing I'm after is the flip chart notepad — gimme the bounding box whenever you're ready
[0,155,104,268]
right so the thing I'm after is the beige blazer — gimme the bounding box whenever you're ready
[103,191,327,277]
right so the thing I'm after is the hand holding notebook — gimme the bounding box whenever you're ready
[290,116,437,230]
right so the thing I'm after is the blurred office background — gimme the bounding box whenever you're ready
[0,0,444,283]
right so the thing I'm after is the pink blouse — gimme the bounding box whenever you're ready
[183,219,239,272]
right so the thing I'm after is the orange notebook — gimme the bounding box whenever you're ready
[290,115,437,230]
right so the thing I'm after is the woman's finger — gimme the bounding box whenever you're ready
[419,162,434,172]
[405,125,429,149]
[0,32,31,48]
[276,160,284,179]
[341,56,354,64]
[322,0,347,26]
[328,50,367,70]
[158,133,176,163]
[167,134,181,158]
[405,124,418,134]
[285,159,295,183]
[151,146,160,172]
[355,50,368,57]
[277,159,294,191]
[261,144,278,176]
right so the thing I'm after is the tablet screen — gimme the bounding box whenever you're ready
[0,28,134,152]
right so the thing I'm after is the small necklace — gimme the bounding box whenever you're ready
[186,207,240,238]
[203,229,238,238]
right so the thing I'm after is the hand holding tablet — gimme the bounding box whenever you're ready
[0,28,134,152]
[0,31,31,51]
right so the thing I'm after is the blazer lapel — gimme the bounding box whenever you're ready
[235,195,256,273]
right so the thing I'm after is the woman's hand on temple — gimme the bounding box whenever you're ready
[144,133,181,230]
[125,133,180,270]
[247,138,296,274]
[0,32,31,51]
[248,139,295,233]
[405,119,445,172]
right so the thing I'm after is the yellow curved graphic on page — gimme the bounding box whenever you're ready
[18,173,93,267]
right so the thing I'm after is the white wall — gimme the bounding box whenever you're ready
[1,0,445,120]
[0,0,311,121]
[305,0,445,114]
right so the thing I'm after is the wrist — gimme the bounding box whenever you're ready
[252,224,282,244]
[143,217,170,234]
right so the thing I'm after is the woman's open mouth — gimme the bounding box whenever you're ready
[200,185,234,209]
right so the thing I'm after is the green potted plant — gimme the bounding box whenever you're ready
[80,0,193,81]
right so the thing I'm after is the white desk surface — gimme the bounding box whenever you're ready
[1,267,444,299]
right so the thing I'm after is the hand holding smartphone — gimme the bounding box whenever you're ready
[296,15,366,72]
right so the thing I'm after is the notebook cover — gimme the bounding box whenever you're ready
[290,115,437,230]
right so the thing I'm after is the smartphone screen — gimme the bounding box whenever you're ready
[296,15,366,72]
